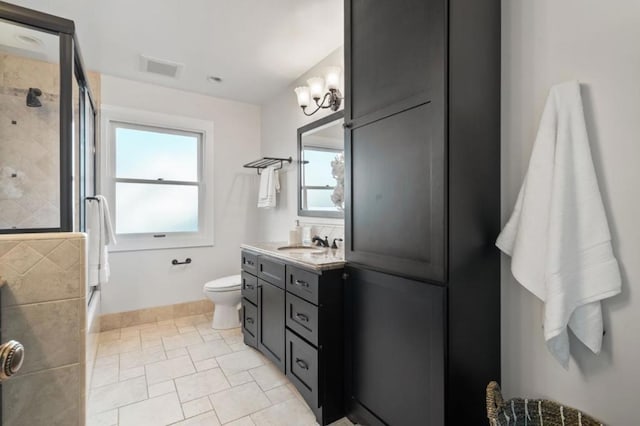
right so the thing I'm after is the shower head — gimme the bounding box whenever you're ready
[26,88,42,107]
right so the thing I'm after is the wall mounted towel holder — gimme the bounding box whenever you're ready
[243,156,292,175]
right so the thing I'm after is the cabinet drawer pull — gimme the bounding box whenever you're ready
[295,313,309,322]
[245,259,255,266]
[245,284,254,290]
[294,279,309,288]
[246,317,254,324]
[295,358,309,370]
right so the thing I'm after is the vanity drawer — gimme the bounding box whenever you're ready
[242,299,258,348]
[286,265,319,305]
[241,272,258,304]
[286,293,319,346]
[241,251,258,275]
[258,256,286,288]
[286,330,318,409]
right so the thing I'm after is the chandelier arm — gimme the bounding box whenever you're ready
[302,104,323,116]
[303,92,334,116]
[314,92,333,108]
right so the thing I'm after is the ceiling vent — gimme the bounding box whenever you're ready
[140,55,183,78]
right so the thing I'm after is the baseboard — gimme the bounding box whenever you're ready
[99,299,214,331]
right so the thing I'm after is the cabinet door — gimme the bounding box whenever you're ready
[345,0,444,122]
[344,266,445,426]
[257,279,285,371]
[345,102,445,282]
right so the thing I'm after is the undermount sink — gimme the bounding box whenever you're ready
[277,245,325,254]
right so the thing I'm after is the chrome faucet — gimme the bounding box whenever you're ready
[312,235,330,247]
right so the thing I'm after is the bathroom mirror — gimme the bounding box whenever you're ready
[298,111,344,218]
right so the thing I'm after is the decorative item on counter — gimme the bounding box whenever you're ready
[331,153,345,210]
[301,225,312,246]
[288,220,302,246]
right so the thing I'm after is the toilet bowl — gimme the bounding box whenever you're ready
[203,275,242,329]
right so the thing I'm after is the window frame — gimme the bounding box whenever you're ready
[101,105,215,252]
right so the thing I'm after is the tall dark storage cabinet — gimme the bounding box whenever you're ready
[343,0,501,425]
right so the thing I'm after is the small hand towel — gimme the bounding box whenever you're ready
[87,195,117,286]
[496,81,621,368]
[257,165,280,209]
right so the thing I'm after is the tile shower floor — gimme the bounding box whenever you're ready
[88,314,353,426]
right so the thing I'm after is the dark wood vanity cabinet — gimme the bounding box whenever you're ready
[344,0,501,424]
[241,250,345,425]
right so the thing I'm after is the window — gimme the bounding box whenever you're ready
[102,107,214,251]
[300,146,343,211]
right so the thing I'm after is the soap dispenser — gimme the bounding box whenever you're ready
[288,220,302,246]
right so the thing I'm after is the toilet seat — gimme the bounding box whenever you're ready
[203,275,242,292]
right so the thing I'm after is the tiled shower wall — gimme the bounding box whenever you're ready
[0,53,61,229]
[0,232,86,425]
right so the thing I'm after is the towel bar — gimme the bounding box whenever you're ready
[243,156,292,175]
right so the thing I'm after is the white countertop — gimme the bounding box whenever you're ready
[241,242,346,271]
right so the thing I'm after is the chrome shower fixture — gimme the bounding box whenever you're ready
[26,87,42,107]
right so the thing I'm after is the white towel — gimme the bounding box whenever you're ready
[496,81,621,368]
[257,166,280,208]
[87,195,117,287]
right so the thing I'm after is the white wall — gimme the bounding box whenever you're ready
[501,2,640,424]
[258,47,345,241]
[100,75,261,314]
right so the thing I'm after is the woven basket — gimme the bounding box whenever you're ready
[486,382,605,426]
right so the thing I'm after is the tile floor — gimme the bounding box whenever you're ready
[87,313,354,426]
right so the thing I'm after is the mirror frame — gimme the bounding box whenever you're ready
[297,110,345,219]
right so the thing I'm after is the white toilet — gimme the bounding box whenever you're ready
[203,275,242,329]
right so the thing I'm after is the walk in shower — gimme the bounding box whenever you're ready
[0,3,98,424]
[0,1,97,233]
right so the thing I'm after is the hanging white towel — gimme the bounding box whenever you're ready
[87,195,117,287]
[257,165,280,209]
[496,81,621,368]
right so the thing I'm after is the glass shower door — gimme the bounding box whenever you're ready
[0,18,61,231]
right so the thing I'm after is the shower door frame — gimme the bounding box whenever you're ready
[0,1,98,234]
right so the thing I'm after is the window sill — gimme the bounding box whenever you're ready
[108,235,214,253]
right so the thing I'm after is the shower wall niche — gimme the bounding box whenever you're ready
[0,2,98,233]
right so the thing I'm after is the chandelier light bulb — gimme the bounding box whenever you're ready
[307,77,325,100]
[325,66,341,91]
[294,86,310,108]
